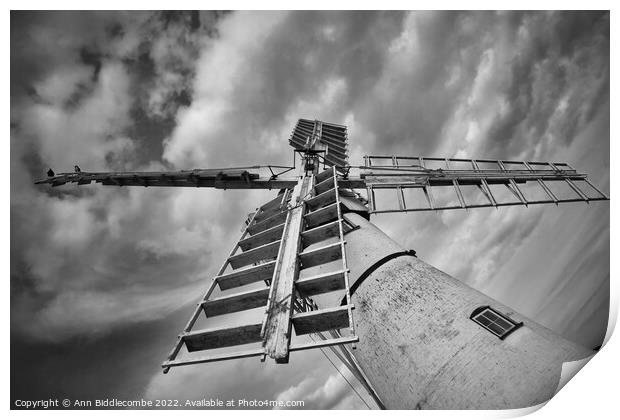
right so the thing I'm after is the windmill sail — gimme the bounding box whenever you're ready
[289,118,349,172]
[34,166,297,190]
[362,155,608,214]
[162,168,359,371]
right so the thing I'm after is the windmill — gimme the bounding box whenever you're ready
[35,118,609,409]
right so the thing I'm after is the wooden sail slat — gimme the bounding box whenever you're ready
[314,176,335,195]
[299,242,343,269]
[216,260,276,290]
[247,211,288,235]
[301,220,340,246]
[228,240,280,269]
[183,323,263,352]
[295,269,346,296]
[315,168,335,184]
[203,286,270,317]
[305,187,337,211]
[238,223,285,251]
[304,202,339,229]
[292,305,351,335]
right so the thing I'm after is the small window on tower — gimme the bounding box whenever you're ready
[470,306,522,339]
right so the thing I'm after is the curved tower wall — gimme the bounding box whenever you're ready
[329,212,592,409]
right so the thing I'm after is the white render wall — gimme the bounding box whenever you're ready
[340,213,593,409]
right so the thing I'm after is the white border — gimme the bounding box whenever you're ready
[5,3,616,419]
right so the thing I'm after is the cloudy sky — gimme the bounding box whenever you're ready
[11,11,609,409]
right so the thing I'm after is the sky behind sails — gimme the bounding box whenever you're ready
[11,11,609,409]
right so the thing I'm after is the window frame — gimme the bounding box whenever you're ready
[470,306,523,340]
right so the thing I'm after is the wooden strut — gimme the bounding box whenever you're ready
[262,175,311,363]
[332,167,356,341]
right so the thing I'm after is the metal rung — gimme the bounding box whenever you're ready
[247,211,287,235]
[305,202,339,229]
[289,335,359,352]
[216,260,276,290]
[296,269,346,296]
[202,286,270,317]
[228,240,280,269]
[299,242,343,269]
[162,348,265,369]
[238,223,285,251]
[301,220,340,246]
[314,176,335,195]
[305,187,336,211]
[183,323,263,352]
[292,305,352,335]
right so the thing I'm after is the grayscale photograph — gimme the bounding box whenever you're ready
[11,10,610,410]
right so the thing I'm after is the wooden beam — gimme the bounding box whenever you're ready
[263,176,310,363]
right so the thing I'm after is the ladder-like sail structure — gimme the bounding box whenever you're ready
[289,118,349,172]
[362,155,608,213]
[162,167,359,371]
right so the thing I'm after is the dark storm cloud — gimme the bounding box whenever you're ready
[11,10,609,409]
[483,12,609,158]
[162,11,408,169]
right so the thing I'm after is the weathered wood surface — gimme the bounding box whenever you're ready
[299,241,343,269]
[314,176,335,195]
[216,260,276,290]
[295,269,346,296]
[247,211,288,235]
[304,202,339,229]
[305,187,336,211]
[203,286,270,317]
[184,323,263,352]
[238,223,285,251]
[263,176,310,363]
[301,220,340,246]
[292,305,351,335]
[228,240,280,269]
